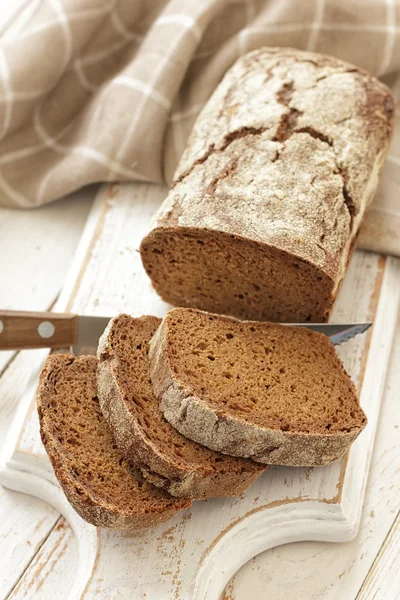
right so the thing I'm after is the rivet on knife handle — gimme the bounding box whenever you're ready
[0,310,78,350]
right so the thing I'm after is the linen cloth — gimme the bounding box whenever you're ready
[0,0,399,256]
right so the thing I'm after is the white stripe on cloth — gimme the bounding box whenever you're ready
[2,10,128,102]
[379,0,397,75]
[76,38,130,68]
[33,105,145,204]
[248,22,400,34]
[7,19,68,41]
[74,59,97,93]
[0,85,72,103]
[171,94,184,161]
[0,119,76,166]
[49,0,73,72]
[111,7,144,43]
[170,101,207,122]
[5,4,115,43]
[0,50,13,140]
[167,8,217,162]
[192,46,221,60]
[112,76,172,110]
[0,170,31,207]
[108,11,206,180]
[307,0,325,52]
[156,14,202,41]
[66,2,115,20]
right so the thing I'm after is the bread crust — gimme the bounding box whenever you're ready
[141,47,394,322]
[37,354,189,530]
[149,310,366,467]
[97,316,265,499]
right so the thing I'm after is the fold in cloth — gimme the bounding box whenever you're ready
[0,0,399,256]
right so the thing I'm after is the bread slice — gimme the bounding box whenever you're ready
[149,308,367,466]
[97,314,265,499]
[37,354,189,530]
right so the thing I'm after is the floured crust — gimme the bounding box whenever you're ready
[148,309,366,467]
[141,47,394,322]
[37,354,189,530]
[97,315,265,499]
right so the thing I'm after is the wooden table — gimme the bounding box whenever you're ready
[0,181,399,600]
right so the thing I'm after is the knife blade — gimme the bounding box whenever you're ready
[0,311,371,353]
[73,315,111,355]
[283,322,372,345]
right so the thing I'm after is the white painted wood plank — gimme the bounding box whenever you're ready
[65,183,171,317]
[0,189,94,309]
[225,311,400,600]
[0,351,59,458]
[0,487,59,599]
[357,511,400,600]
[9,518,78,600]
[0,353,63,600]
[0,187,95,598]
[0,186,95,448]
[0,187,95,373]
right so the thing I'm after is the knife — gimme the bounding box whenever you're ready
[0,311,371,355]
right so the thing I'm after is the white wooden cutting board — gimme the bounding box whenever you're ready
[1,182,400,600]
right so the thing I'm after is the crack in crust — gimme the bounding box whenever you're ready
[173,70,358,227]
[173,126,269,186]
[292,126,356,224]
[296,126,333,146]
[272,108,303,142]
[276,80,294,105]
[273,78,357,225]
[205,157,239,195]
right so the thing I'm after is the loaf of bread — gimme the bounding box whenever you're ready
[141,47,394,322]
[97,314,265,499]
[37,354,189,530]
[149,308,367,466]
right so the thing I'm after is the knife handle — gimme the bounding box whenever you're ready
[0,310,78,350]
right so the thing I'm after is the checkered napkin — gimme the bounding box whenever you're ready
[1,0,399,256]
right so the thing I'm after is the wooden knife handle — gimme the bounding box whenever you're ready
[0,310,78,350]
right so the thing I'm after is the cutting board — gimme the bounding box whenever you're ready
[1,182,400,600]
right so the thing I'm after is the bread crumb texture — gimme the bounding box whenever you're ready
[150,308,367,466]
[162,309,365,433]
[37,354,188,530]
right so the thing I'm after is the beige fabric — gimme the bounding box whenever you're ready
[0,0,399,255]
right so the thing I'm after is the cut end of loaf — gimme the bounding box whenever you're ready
[140,228,334,323]
[37,354,189,529]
